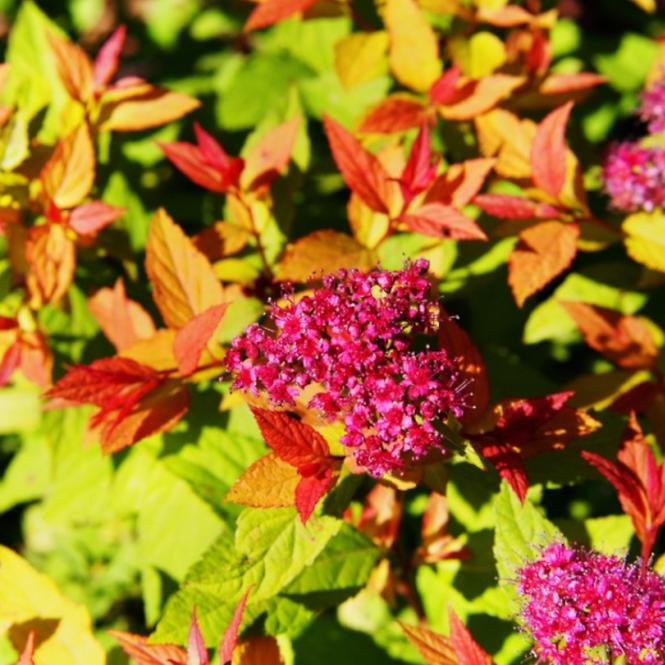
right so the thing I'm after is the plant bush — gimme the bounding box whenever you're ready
[1,0,665,663]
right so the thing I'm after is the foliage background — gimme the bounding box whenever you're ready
[0,0,664,663]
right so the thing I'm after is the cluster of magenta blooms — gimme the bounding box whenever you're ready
[518,543,665,664]
[225,259,467,477]
[603,77,665,212]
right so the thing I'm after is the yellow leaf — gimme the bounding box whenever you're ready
[120,329,178,371]
[623,211,665,274]
[348,194,391,249]
[227,454,299,508]
[40,123,95,209]
[334,32,389,89]
[98,84,200,132]
[450,32,506,79]
[0,546,105,665]
[474,0,508,8]
[385,0,442,92]
[276,230,375,282]
[475,109,534,178]
[629,0,656,12]
[145,208,225,328]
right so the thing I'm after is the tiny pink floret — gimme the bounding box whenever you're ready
[225,260,468,477]
[517,542,665,664]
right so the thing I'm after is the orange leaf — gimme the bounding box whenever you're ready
[26,224,76,308]
[359,95,427,134]
[438,75,525,121]
[539,72,605,96]
[173,303,227,376]
[241,117,300,191]
[69,201,125,236]
[220,589,252,664]
[357,484,402,549]
[40,124,95,210]
[231,637,284,665]
[385,0,442,92]
[401,203,487,240]
[109,630,187,665]
[98,85,200,132]
[323,115,393,214]
[121,329,179,372]
[192,222,251,262]
[426,158,495,208]
[88,278,157,352]
[244,0,317,32]
[560,302,659,370]
[448,609,492,665]
[398,622,456,665]
[275,230,375,282]
[530,101,573,199]
[145,208,225,329]
[508,220,578,307]
[226,454,300,508]
[47,31,93,102]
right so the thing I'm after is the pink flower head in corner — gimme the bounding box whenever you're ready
[517,542,665,665]
[602,141,665,213]
[640,77,665,135]
[225,259,469,477]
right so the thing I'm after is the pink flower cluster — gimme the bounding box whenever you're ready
[602,142,665,212]
[225,260,468,477]
[517,542,665,665]
[640,78,665,134]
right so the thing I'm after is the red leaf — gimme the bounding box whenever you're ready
[250,408,339,522]
[530,101,573,199]
[399,622,456,665]
[250,408,331,470]
[359,96,427,134]
[583,413,665,560]
[194,123,236,174]
[295,466,335,523]
[220,588,252,664]
[560,302,659,370]
[69,201,125,236]
[159,142,230,193]
[438,309,489,421]
[0,341,21,387]
[399,122,438,204]
[88,278,157,352]
[242,117,300,191]
[429,66,462,105]
[244,0,318,31]
[323,115,392,214]
[187,610,209,665]
[401,203,487,240]
[466,392,600,502]
[16,631,35,665]
[426,158,495,209]
[474,193,559,220]
[109,630,187,665]
[448,609,493,665]
[173,303,227,376]
[93,25,126,90]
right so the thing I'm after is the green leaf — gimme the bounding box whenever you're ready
[153,508,341,645]
[0,385,41,434]
[163,427,266,514]
[0,431,50,511]
[594,33,658,92]
[285,523,380,596]
[493,483,564,607]
[524,271,647,344]
[2,1,71,139]
[217,54,312,131]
